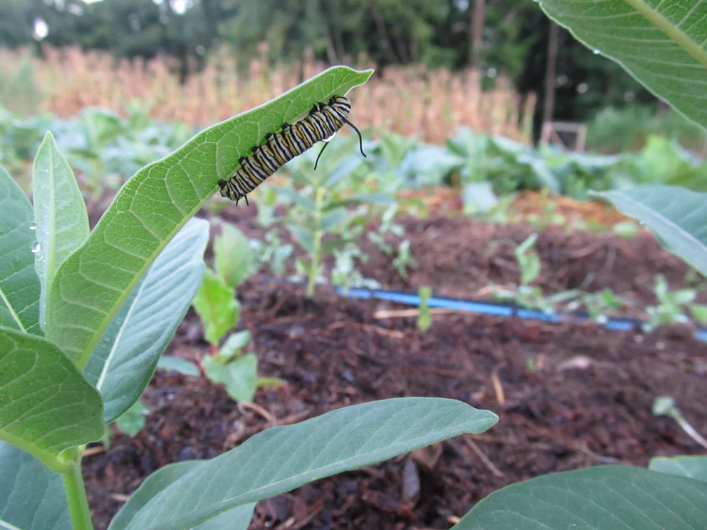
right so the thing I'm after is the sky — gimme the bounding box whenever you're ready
[80,0,189,13]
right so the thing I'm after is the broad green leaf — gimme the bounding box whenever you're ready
[193,269,239,346]
[0,165,40,334]
[0,327,103,471]
[594,186,707,277]
[202,354,258,403]
[83,218,208,422]
[538,0,707,129]
[650,456,707,482]
[214,222,253,288]
[109,461,255,530]
[0,441,70,530]
[32,132,89,330]
[116,400,148,437]
[157,356,201,377]
[45,67,373,368]
[125,398,498,530]
[452,466,707,530]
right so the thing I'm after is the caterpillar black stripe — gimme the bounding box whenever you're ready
[218,95,366,205]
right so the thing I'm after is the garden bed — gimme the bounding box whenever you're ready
[84,280,706,529]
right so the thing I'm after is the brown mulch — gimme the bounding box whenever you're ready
[83,278,707,530]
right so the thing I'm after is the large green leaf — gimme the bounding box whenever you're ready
[193,269,239,346]
[650,456,707,482]
[452,466,707,530]
[32,132,89,330]
[109,461,255,530]
[83,218,208,422]
[594,186,707,276]
[538,0,707,129]
[0,165,41,335]
[0,327,104,471]
[44,67,373,368]
[0,442,70,530]
[125,398,497,530]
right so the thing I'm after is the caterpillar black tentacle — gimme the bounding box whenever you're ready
[219,95,365,205]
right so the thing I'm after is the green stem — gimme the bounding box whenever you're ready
[306,187,325,298]
[61,450,94,530]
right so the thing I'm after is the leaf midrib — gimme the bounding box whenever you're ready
[0,287,26,333]
[44,140,58,303]
[621,0,707,68]
[75,189,217,369]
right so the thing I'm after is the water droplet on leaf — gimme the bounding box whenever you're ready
[31,242,41,253]
[29,222,37,230]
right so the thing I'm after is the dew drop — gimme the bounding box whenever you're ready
[31,242,41,253]
[29,222,37,230]
[593,49,601,54]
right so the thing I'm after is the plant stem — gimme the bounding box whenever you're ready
[306,187,325,298]
[61,453,94,530]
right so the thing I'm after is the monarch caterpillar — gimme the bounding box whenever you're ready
[218,95,366,205]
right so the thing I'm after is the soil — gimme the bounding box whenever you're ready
[82,213,707,530]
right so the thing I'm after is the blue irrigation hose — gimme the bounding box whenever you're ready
[335,286,707,342]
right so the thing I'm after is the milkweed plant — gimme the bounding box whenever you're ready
[4,7,707,526]
[0,67,499,530]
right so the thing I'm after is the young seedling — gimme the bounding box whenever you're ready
[645,274,705,329]
[515,233,541,286]
[192,220,281,402]
[652,396,707,451]
[417,286,433,332]
[278,135,379,297]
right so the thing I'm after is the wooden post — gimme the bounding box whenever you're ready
[470,0,486,70]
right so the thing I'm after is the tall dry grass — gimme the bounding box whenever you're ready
[2,45,536,144]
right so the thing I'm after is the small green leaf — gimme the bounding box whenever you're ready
[538,0,707,129]
[0,327,104,471]
[202,354,258,403]
[417,286,432,332]
[45,67,372,367]
[226,354,258,402]
[277,188,317,212]
[0,164,41,335]
[157,356,201,377]
[690,304,707,324]
[287,225,315,254]
[257,376,284,388]
[216,330,251,362]
[125,398,498,530]
[0,441,70,530]
[193,269,239,346]
[84,218,208,423]
[516,233,538,255]
[594,186,707,277]
[33,132,89,331]
[214,223,254,289]
[452,466,707,530]
[115,400,148,437]
[108,461,256,530]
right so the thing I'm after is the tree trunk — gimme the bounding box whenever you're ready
[469,0,486,70]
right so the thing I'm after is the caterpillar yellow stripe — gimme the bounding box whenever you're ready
[218,95,366,205]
